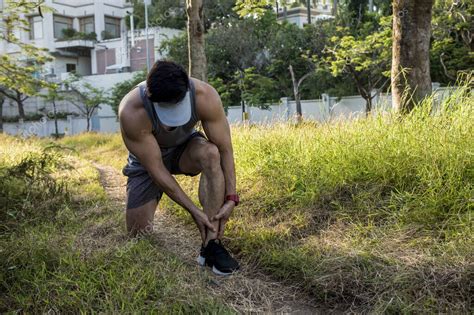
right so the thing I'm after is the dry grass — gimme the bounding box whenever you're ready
[36,81,474,313]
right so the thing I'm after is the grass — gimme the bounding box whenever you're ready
[0,136,233,313]
[2,82,472,313]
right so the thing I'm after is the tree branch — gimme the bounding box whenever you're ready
[440,52,456,81]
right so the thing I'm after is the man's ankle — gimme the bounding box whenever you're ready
[204,237,218,247]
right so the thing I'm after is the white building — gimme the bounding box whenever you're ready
[1,0,133,77]
[0,0,183,118]
[276,0,334,28]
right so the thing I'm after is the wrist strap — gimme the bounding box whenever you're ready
[225,194,239,206]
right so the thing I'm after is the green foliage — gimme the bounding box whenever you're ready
[159,32,189,70]
[430,0,474,84]
[234,0,274,17]
[60,28,97,41]
[320,16,392,110]
[239,67,280,107]
[129,0,237,31]
[0,149,68,232]
[109,71,146,114]
[64,82,474,313]
[0,0,53,98]
[64,74,109,131]
[0,136,231,313]
[162,13,347,106]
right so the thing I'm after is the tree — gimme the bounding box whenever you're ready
[40,83,66,137]
[65,75,109,132]
[0,89,30,119]
[322,17,392,114]
[186,0,208,81]
[109,70,146,114]
[129,0,237,31]
[234,0,273,17]
[0,0,53,119]
[289,64,314,121]
[430,0,473,84]
[391,0,434,113]
[128,0,187,30]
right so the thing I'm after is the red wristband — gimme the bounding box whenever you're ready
[225,194,239,206]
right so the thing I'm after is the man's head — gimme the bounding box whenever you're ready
[146,60,189,104]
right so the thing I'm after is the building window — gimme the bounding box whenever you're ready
[66,63,76,73]
[103,17,121,39]
[29,16,43,40]
[53,15,73,39]
[80,16,95,34]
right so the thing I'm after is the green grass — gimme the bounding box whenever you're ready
[0,136,232,313]
[3,83,473,313]
[63,86,473,312]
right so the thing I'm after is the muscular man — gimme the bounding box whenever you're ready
[118,61,239,275]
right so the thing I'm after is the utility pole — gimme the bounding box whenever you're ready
[144,0,151,72]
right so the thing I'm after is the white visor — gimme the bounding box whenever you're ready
[153,90,192,127]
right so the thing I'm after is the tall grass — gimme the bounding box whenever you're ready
[171,83,474,312]
[50,82,473,313]
[0,136,232,313]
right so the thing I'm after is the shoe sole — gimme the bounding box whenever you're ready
[197,255,235,276]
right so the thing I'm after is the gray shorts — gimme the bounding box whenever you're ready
[122,132,205,209]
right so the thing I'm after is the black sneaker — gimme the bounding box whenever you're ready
[197,239,239,276]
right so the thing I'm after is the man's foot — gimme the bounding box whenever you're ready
[197,239,239,276]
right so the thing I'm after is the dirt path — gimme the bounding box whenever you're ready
[94,163,322,314]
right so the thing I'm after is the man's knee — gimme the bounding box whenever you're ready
[126,201,156,236]
[200,143,221,171]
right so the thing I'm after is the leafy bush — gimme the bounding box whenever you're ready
[60,28,97,41]
[109,70,146,114]
[0,149,69,232]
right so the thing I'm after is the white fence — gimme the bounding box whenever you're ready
[2,86,456,137]
[227,87,452,124]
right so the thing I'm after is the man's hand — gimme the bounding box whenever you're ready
[191,209,216,243]
[212,200,235,239]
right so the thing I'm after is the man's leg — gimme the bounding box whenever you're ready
[178,137,225,245]
[126,199,157,237]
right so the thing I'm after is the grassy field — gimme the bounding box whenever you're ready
[1,84,472,313]
[0,136,233,313]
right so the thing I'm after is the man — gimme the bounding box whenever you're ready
[118,61,239,276]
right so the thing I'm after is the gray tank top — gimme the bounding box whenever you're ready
[137,79,200,148]
[125,80,200,171]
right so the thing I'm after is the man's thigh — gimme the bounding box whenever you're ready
[178,136,213,175]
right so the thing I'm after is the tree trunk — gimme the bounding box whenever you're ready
[186,0,208,82]
[16,90,26,119]
[365,96,372,116]
[332,0,338,16]
[52,99,59,137]
[0,96,4,133]
[289,65,303,123]
[391,0,434,113]
[86,115,91,132]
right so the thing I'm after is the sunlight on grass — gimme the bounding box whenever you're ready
[0,136,232,313]
[19,82,474,313]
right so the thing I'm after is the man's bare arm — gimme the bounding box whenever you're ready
[198,84,237,198]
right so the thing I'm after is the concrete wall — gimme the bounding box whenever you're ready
[3,115,119,137]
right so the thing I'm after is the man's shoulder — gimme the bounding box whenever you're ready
[118,87,151,131]
[191,78,221,121]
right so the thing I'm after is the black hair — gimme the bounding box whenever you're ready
[146,60,189,103]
